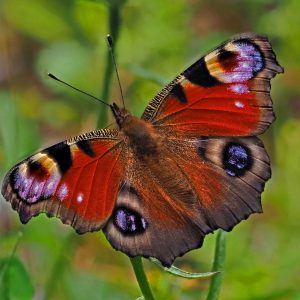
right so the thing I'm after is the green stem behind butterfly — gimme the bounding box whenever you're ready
[130,257,155,300]
[206,230,227,300]
[96,0,126,128]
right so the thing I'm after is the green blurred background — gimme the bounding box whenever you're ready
[0,0,299,299]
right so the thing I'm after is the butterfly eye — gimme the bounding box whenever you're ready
[223,143,252,177]
[114,207,148,235]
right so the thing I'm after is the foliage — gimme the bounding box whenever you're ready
[0,0,299,299]
[0,256,34,300]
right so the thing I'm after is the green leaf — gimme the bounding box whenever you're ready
[0,257,34,300]
[149,258,218,279]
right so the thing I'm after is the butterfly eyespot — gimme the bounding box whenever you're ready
[211,40,264,84]
[223,143,252,177]
[114,207,148,235]
[11,160,61,203]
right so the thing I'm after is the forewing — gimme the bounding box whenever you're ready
[1,129,125,233]
[142,33,283,137]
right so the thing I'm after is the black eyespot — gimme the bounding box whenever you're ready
[223,143,252,177]
[114,207,148,235]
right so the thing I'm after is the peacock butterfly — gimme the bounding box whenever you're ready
[1,33,283,267]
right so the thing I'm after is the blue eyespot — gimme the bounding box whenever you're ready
[223,143,252,177]
[114,207,147,235]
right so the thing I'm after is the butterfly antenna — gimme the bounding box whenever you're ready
[48,73,110,107]
[107,34,125,109]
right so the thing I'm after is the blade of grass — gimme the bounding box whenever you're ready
[206,230,227,300]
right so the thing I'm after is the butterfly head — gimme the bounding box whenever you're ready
[110,103,131,128]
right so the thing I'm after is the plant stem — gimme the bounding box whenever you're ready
[130,257,155,300]
[97,0,125,128]
[206,230,227,300]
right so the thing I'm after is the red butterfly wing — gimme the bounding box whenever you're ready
[2,129,125,233]
[142,33,283,137]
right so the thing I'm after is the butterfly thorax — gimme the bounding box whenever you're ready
[123,116,161,160]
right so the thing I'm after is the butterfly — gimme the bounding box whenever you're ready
[1,33,283,267]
